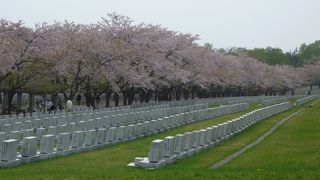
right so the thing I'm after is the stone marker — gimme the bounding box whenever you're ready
[174,134,185,154]
[97,128,107,144]
[84,129,97,146]
[148,139,164,163]
[40,135,56,154]
[1,139,18,162]
[71,131,85,148]
[21,136,38,157]
[57,133,71,151]
[163,136,175,158]
[117,126,125,140]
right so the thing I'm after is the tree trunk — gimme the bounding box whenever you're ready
[128,87,135,105]
[42,94,47,113]
[16,92,22,116]
[105,91,112,108]
[175,87,182,100]
[29,92,34,116]
[291,88,295,96]
[122,90,128,106]
[1,91,9,115]
[114,93,119,107]
[183,89,189,100]
[191,86,196,99]
[7,91,16,115]
[155,90,159,102]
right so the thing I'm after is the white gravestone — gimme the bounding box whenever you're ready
[148,139,164,163]
[21,136,38,157]
[40,134,55,154]
[1,139,18,162]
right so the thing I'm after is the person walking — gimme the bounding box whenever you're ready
[66,99,73,112]
[76,94,81,106]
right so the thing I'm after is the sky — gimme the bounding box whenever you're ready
[1,0,320,52]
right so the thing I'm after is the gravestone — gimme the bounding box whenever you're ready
[57,133,71,151]
[21,136,38,157]
[97,128,107,144]
[174,134,185,154]
[40,134,56,154]
[71,131,85,148]
[0,139,18,162]
[148,139,164,163]
[163,136,175,158]
[84,129,97,146]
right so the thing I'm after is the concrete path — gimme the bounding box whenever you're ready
[209,108,305,169]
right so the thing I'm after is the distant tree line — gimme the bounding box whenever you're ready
[206,40,320,67]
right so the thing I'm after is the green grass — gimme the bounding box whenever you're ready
[0,100,319,179]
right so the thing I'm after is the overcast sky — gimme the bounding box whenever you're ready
[1,0,320,51]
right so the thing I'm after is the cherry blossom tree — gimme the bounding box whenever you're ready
[1,14,318,112]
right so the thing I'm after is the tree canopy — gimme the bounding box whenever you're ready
[1,14,320,108]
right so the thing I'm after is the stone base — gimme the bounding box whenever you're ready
[194,147,201,153]
[0,159,21,168]
[130,157,167,169]
[127,162,136,167]
[187,148,196,156]
[176,152,187,159]
[201,144,209,150]
[20,155,41,163]
[39,152,57,160]
[164,155,177,164]
[56,149,73,156]
[71,146,87,153]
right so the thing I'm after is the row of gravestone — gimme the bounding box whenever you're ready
[0,95,269,120]
[1,94,228,119]
[227,96,279,105]
[130,101,292,168]
[296,95,317,106]
[0,103,211,146]
[0,103,168,125]
[0,95,283,139]
[0,95,294,141]
[0,104,130,119]
[0,103,209,134]
[0,97,213,121]
[0,103,248,168]
[130,96,250,109]
[261,96,292,106]
[261,94,315,107]
[0,95,276,132]
[0,103,248,149]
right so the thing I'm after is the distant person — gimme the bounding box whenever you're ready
[49,102,56,114]
[76,94,82,105]
[66,99,73,112]
[47,100,53,111]
[305,90,311,95]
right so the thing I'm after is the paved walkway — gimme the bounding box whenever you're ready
[209,108,306,169]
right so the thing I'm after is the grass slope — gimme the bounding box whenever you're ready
[0,100,318,179]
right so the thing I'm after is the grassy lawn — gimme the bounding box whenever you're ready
[0,100,318,179]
